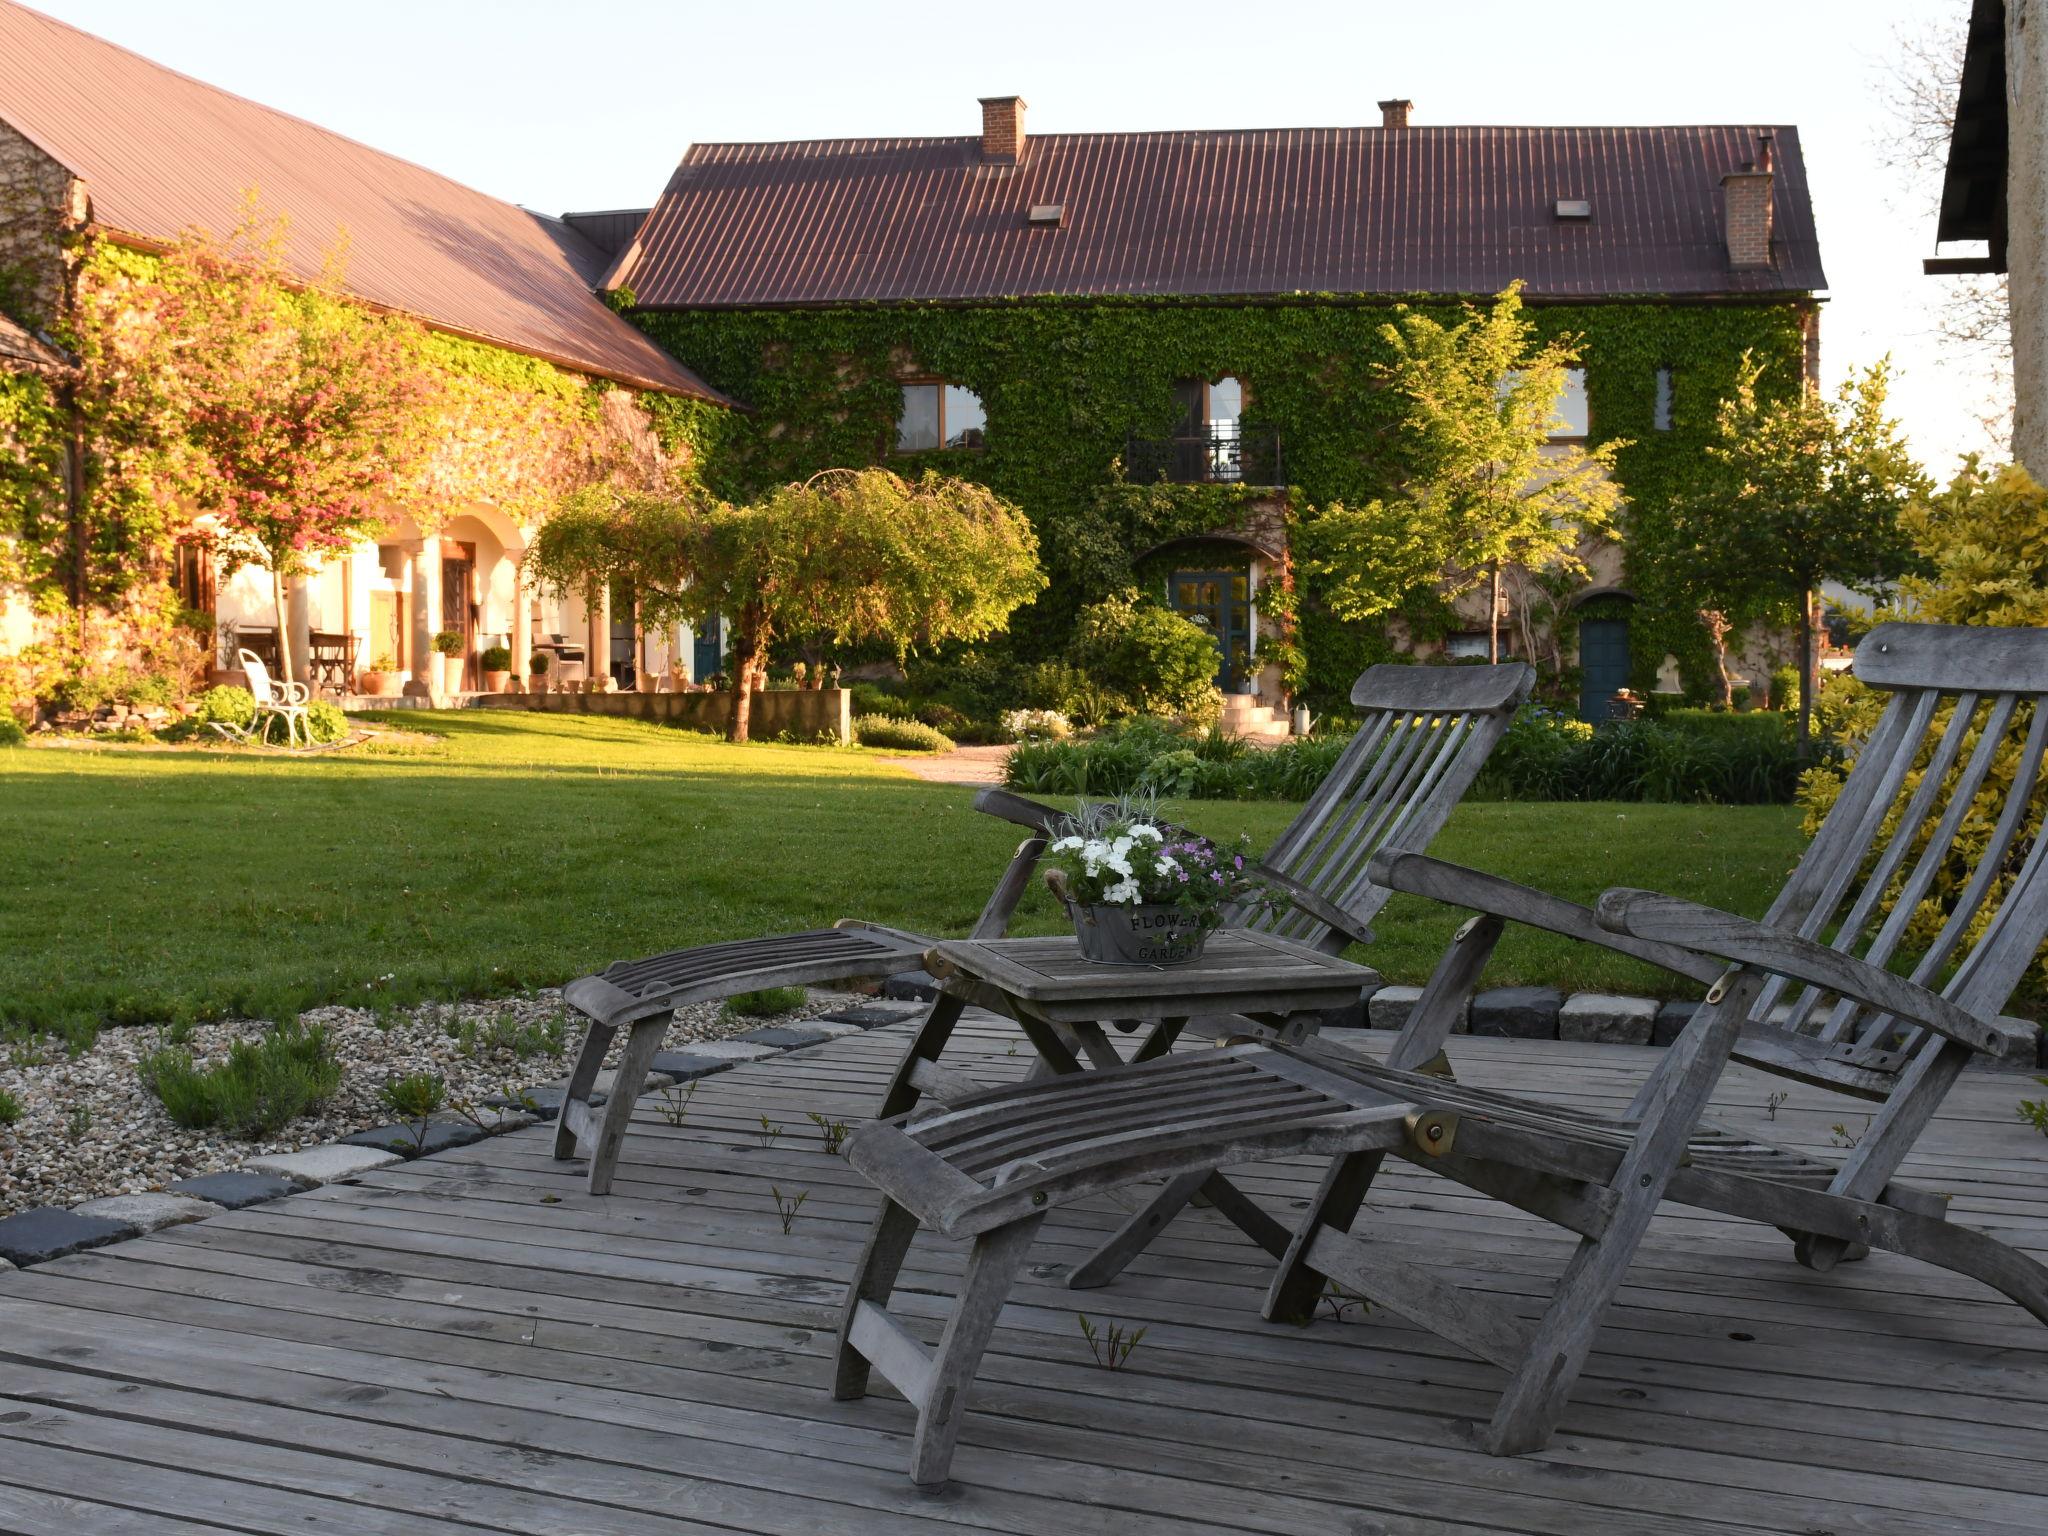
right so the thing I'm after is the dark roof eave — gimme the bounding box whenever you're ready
[626,287,1825,314]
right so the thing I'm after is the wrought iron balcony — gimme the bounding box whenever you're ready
[1124,426,1282,487]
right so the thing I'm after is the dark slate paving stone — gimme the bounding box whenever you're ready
[340,1120,491,1158]
[0,1205,137,1267]
[649,1052,734,1082]
[882,970,942,1003]
[1307,993,1370,1033]
[817,1004,919,1029]
[1654,1000,1698,1048]
[1470,987,1563,1040]
[167,1170,305,1210]
[735,1025,834,1049]
[488,1085,602,1116]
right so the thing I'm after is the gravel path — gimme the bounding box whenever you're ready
[0,988,842,1218]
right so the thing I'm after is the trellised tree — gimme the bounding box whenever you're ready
[1298,283,1624,663]
[528,469,1044,742]
[156,221,432,687]
[1660,353,1926,747]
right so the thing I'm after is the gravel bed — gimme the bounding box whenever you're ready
[0,987,843,1218]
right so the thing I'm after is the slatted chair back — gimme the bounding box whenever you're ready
[1237,663,1534,952]
[1732,622,2048,1102]
[239,648,279,706]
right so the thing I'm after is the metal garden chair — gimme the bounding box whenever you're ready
[835,622,2048,1484]
[215,648,315,749]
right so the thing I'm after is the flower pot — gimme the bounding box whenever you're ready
[1063,902,1211,966]
[358,670,399,699]
[482,669,510,693]
[528,673,549,695]
[436,654,464,693]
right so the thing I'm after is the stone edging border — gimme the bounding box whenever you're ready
[1,984,2040,1273]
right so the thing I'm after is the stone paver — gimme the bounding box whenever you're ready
[489,1084,602,1116]
[735,1025,834,1049]
[1559,993,1657,1045]
[1991,1016,2044,1069]
[674,1039,779,1062]
[0,1206,137,1266]
[1471,987,1563,1040]
[882,970,942,1003]
[818,1003,923,1029]
[1653,1001,1697,1048]
[1366,984,1468,1034]
[342,1120,491,1158]
[593,1067,676,1096]
[167,1170,305,1210]
[648,1052,734,1083]
[246,1144,404,1185]
[71,1192,219,1233]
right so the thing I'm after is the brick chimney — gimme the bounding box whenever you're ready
[980,95,1026,163]
[1721,132,1776,269]
[1378,98,1413,130]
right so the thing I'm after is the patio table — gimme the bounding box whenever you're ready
[872,927,1380,1275]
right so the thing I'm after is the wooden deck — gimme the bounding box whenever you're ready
[2,1016,2046,1535]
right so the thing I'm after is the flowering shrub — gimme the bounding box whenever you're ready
[1001,707,1071,740]
[1042,799,1269,928]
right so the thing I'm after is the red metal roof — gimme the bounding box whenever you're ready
[0,312,68,372]
[0,1,722,401]
[620,124,1826,308]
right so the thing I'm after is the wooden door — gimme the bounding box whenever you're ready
[1578,617,1632,722]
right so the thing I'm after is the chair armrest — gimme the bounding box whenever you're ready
[1367,851,1725,987]
[1594,889,2010,1057]
[971,787,1065,836]
[1248,864,1374,949]
[279,682,311,704]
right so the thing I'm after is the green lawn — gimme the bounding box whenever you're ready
[0,712,1808,1039]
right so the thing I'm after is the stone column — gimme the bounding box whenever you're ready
[669,623,686,687]
[2011,0,2048,475]
[511,559,532,688]
[588,581,612,691]
[287,573,312,690]
[408,539,441,698]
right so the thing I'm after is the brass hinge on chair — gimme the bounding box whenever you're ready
[1404,1107,1458,1158]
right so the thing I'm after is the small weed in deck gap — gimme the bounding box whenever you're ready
[755,1115,784,1148]
[770,1185,808,1234]
[2017,1079,2048,1137]
[1318,1281,1373,1324]
[1764,1090,1789,1121]
[1829,1117,1868,1150]
[658,1082,699,1127]
[379,1070,448,1151]
[807,1110,850,1156]
[1077,1313,1147,1370]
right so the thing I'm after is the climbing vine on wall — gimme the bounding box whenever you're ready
[631,295,1810,705]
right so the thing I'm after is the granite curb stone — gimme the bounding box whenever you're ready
[168,1170,306,1209]
[1560,993,1658,1045]
[735,1025,835,1050]
[882,970,943,1002]
[341,1119,491,1158]
[1470,987,1563,1039]
[72,1192,220,1233]
[1653,1001,1698,1048]
[246,1145,405,1184]
[648,1052,735,1082]
[1367,984,1468,1034]
[0,1206,138,1266]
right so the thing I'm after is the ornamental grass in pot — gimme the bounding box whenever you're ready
[1042,795,1277,966]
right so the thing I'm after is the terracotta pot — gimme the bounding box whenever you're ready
[527,674,549,695]
[482,669,510,693]
[358,670,400,699]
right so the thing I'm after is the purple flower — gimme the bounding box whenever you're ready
[1233,856,1244,869]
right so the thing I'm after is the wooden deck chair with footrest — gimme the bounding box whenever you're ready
[835,622,2048,1484]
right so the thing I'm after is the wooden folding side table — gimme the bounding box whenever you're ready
[872,927,1380,1283]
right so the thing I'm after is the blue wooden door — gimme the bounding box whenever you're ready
[692,619,724,683]
[1579,617,1632,722]
[1169,571,1252,692]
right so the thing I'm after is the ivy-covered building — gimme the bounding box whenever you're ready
[605,95,1828,718]
[0,0,727,704]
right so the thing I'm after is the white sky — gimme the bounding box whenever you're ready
[27,0,2005,474]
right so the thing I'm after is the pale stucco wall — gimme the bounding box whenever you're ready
[2010,0,2048,475]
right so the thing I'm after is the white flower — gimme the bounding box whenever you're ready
[1128,824,1164,844]
[1153,854,1181,879]
[1050,835,1083,853]
[1102,877,1141,904]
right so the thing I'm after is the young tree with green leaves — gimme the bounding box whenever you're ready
[527,469,1044,742]
[1298,283,1625,663]
[1658,354,1925,746]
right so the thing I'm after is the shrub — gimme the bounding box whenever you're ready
[849,682,914,719]
[726,986,807,1018]
[1768,665,1800,711]
[529,651,551,676]
[915,701,972,733]
[138,1021,342,1137]
[305,701,348,744]
[192,685,256,730]
[432,629,464,657]
[478,645,512,672]
[1069,590,1220,718]
[1019,660,1129,728]
[854,715,955,752]
[1475,705,1804,804]
[0,716,25,748]
[1002,708,1071,740]
[0,1085,21,1125]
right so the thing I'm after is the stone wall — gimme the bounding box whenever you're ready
[0,120,83,327]
[476,686,852,744]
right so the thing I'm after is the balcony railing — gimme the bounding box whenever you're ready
[1125,426,1282,487]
